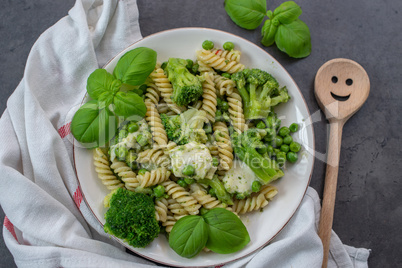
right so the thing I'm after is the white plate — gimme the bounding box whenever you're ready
[74,28,315,267]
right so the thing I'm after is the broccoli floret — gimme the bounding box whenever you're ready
[166,58,203,106]
[231,130,284,184]
[161,108,208,145]
[104,188,160,248]
[231,68,290,120]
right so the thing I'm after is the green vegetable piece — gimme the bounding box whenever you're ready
[86,69,120,100]
[267,145,274,154]
[192,63,199,74]
[223,41,235,51]
[117,146,128,160]
[273,1,302,24]
[199,177,233,205]
[113,91,146,119]
[169,215,208,258]
[138,168,147,175]
[257,145,267,154]
[283,135,293,144]
[203,208,250,254]
[71,100,118,148]
[236,193,247,199]
[128,122,139,133]
[202,40,214,50]
[289,123,299,132]
[264,128,276,141]
[278,126,290,137]
[113,47,157,86]
[136,134,149,147]
[200,207,209,216]
[221,73,231,79]
[161,61,168,70]
[224,0,267,30]
[186,59,193,70]
[209,188,216,197]
[153,185,165,198]
[261,18,279,47]
[287,151,298,163]
[256,121,266,129]
[275,19,311,58]
[126,150,137,169]
[212,157,219,167]
[220,101,229,111]
[184,178,195,185]
[252,180,262,192]
[289,141,301,152]
[276,152,287,166]
[104,188,160,248]
[280,144,290,153]
[177,179,188,188]
[274,136,283,147]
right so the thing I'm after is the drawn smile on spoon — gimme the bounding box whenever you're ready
[330,92,350,102]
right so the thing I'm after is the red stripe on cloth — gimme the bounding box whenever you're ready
[58,122,71,139]
[73,187,83,208]
[214,265,224,268]
[4,216,18,242]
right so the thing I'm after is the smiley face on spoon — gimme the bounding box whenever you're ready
[314,58,370,121]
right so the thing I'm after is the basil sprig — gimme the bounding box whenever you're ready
[169,208,250,258]
[224,0,311,58]
[71,47,155,148]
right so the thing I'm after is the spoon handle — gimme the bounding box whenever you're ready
[318,121,344,268]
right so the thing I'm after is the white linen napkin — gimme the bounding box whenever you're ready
[0,0,370,267]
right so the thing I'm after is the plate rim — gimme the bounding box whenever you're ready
[73,27,316,268]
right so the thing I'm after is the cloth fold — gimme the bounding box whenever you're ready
[0,0,370,267]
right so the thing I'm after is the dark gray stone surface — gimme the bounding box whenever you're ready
[0,0,401,267]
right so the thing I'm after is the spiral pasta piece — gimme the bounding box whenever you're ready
[227,89,247,133]
[145,82,160,105]
[213,122,233,171]
[196,49,245,74]
[93,148,124,190]
[110,158,140,191]
[151,68,185,114]
[211,49,241,62]
[137,146,170,167]
[167,198,189,219]
[200,72,217,122]
[145,99,168,146]
[190,184,227,210]
[137,167,171,188]
[155,197,168,223]
[162,180,201,215]
[197,60,215,73]
[232,185,278,214]
[214,74,236,96]
[162,215,177,233]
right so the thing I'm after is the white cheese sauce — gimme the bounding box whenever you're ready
[223,159,257,195]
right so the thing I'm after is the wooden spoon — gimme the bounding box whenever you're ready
[314,58,370,268]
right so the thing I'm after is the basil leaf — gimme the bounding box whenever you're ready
[71,100,118,148]
[224,0,267,30]
[275,19,311,58]
[113,91,146,118]
[273,1,302,24]
[113,47,157,86]
[203,208,250,254]
[169,215,208,258]
[86,69,117,100]
[98,91,115,108]
[261,18,280,47]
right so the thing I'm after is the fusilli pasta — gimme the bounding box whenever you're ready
[137,167,171,188]
[213,122,233,171]
[162,180,201,215]
[200,72,218,123]
[93,148,124,190]
[196,49,245,74]
[110,158,140,191]
[232,185,278,214]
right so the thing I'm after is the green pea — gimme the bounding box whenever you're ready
[223,41,235,51]
[184,178,195,185]
[138,168,147,175]
[200,207,209,216]
[202,40,214,50]
[128,122,139,133]
[209,188,216,197]
[212,157,219,167]
[257,145,267,154]
[185,59,193,70]
[236,193,246,200]
[280,144,290,153]
[256,121,266,129]
[221,73,231,79]
[161,61,168,70]
[221,101,229,111]
[287,151,298,163]
[274,136,283,147]
[289,123,299,133]
[116,146,128,160]
[252,181,262,192]
[283,135,293,144]
[177,179,187,188]
[276,152,287,166]
[278,126,290,137]
[290,141,301,152]
[136,134,148,146]
[182,165,195,176]
[153,185,165,198]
